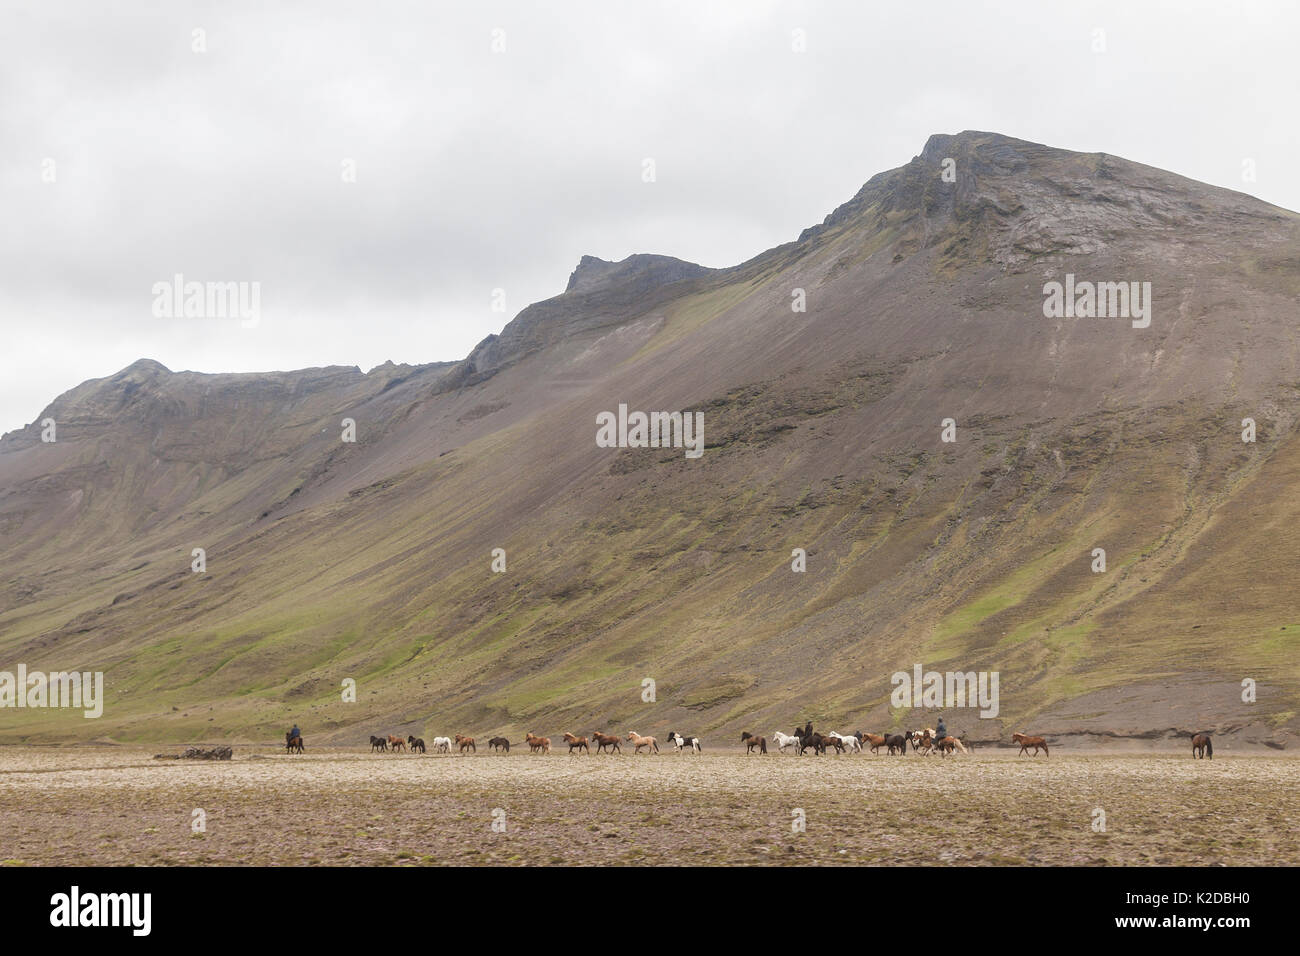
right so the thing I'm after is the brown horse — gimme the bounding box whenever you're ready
[1192,733,1213,759]
[592,731,622,754]
[387,734,406,753]
[562,732,589,754]
[487,736,510,753]
[454,734,476,754]
[799,732,842,756]
[862,733,888,755]
[525,732,551,754]
[625,732,658,755]
[933,736,968,756]
[740,732,767,754]
[285,732,304,754]
[1011,732,1049,756]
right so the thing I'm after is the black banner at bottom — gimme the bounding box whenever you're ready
[0,864,1267,943]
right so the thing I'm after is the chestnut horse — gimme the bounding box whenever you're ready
[562,732,589,754]
[862,733,888,755]
[592,731,622,754]
[625,732,659,755]
[454,734,476,753]
[1192,733,1213,759]
[525,732,551,754]
[387,734,406,753]
[285,732,304,754]
[740,732,767,754]
[1011,732,1049,756]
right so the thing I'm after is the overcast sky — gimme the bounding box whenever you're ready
[2,0,1297,434]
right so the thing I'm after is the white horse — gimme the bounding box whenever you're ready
[829,732,861,753]
[432,736,453,754]
[771,731,802,754]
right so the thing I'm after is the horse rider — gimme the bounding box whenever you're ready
[935,716,947,743]
[289,723,301,741]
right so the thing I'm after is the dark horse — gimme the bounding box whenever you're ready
[1192,733,1213,759]
[369,735,387,752]
[407,735,426,754]
[885,732,909,755]
[488,736,511,753]
[285,731,304,754]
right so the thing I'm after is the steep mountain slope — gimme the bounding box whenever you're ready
[2,131,1299,747]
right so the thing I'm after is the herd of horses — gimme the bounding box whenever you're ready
[283,727,1215,758]
[350,730,701,755]
[739,723,979,756]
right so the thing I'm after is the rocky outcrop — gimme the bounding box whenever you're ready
[154,746,233,760]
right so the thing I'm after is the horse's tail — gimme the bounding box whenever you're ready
[1042,741,1049,757]
[760,739,767,754]
[1205,737,1212,758]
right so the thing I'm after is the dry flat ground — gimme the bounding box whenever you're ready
[0,747,1295,866]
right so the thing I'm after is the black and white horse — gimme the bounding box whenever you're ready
[667,731,702,754]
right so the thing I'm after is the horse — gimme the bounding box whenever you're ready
[454,734,476,754]
[861,733,888,755]
[369,735,387,752]
[487,736,510,753]
[387,734,406,753]
[1192,733,1213,759]
[667,732,701,753]
[625,732,659,755]
[285,732,304,754]
[885,733,909,755]
[800,732,842,756]
[910,729,935,755]
[432,736,453,754]
[592,731,622,754]
[562,732,589,754]
[771,731,802,754]
[740,732,767,755]
[1011,732,1049,756]
[525,732,551,754]
[829,732,861,754]
[407,736,426,754]
[933,736,968,756]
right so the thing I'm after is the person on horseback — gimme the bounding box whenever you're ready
[289,723,301,741]
[935,716,947,742]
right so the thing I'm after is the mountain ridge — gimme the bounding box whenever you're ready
[2,130,1298,749]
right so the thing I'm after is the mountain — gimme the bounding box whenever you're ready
[2,131,1299,748]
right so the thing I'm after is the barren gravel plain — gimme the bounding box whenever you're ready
[0,747,1295,866]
